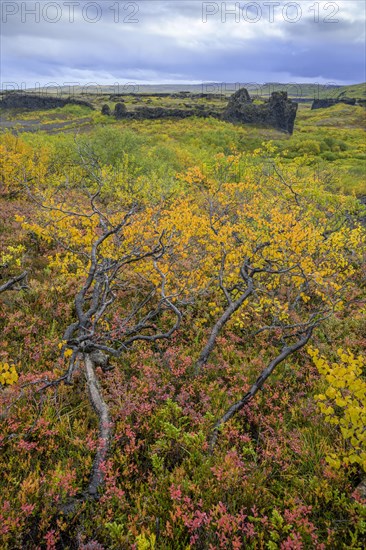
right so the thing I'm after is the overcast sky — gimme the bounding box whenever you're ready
[1,0,365,89]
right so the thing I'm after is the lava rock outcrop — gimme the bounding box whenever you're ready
[223,89,298,134]
[0,93,94,111]
[114,103,127,118]
[311,97,357,109]
[101,104,111,116]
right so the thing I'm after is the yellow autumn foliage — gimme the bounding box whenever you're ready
[0,362,19,386]
[309,347,366,471]
[19,151,364,324]
[0,132,49,195]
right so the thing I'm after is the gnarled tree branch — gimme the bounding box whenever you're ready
[0,271,28,294]
[84,353,111,497]
[195,257,254,374]
[208,327,314,451]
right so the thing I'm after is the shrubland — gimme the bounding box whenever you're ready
[0,103,365,549]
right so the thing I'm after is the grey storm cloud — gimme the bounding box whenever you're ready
[1,0,365,86]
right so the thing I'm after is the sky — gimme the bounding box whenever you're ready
[1,0,365,89]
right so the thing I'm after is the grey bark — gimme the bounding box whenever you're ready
[84,353,111,497]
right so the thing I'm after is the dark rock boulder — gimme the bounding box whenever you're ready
[311,97,357,109]
[340,96,357,106]
[109,95,125,101]
[223,87,252,122]
[267,91,298,134]
[0,93,94,111]
[311,99,336,109]
[114,102,127,118]
[223,88,298,134]
[101,104,111,116]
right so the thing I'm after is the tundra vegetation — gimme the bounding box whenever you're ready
[0,91,365,549]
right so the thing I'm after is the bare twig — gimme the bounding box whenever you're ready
[0,271,28,293]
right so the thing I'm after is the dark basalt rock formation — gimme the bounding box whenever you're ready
[0,93,94,111]
[223,88,252,121]
[101,104,111,116]
[267,92,298,134]
[293,98,313,103]
[339,96,357,106]
[133,107,203,119]
[113,105,217,121]
[109,95,126,102]
[311,97,357,109]
[223,89,298,134]
[114,102,127,118]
